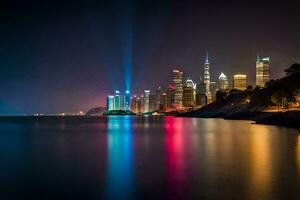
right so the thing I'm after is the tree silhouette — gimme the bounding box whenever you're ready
[216,90,227,103]
[271,90,286,111]
[285,63,300,76]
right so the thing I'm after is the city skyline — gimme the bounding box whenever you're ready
[1,0,300,114]
[106,52,268,95]
[105,52,272,114]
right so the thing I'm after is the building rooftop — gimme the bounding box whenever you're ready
[219,72,228,79]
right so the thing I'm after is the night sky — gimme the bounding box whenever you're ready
[1,0,300,114]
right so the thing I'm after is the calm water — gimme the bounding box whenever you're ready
[0,116,300,200]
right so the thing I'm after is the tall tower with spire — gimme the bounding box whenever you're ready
[203,52,212,102]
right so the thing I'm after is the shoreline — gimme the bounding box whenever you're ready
[0,113,299,129]
[178,110,300,129]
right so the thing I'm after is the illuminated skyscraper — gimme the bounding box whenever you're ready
[131,96,143,113]
[106,90,125,111]
[137,97,143,113]
[196,82,206,95]
[113,90,125,110]
[130,96,138,113]
[256,55,270,87]
[233,74,247,90]
[183,86,194,107]
[218,73,229,90]
[195,94,207,107]
[203,52,212,101]
[106,96,114,111]
[119,97,125,110]
[125,90,131,110]
[161,93,167,111]
[183,78,196,107]
[210,82,217,101]
[172,69,183,107]
[166,84,175,107]
[143,90,150,112]
[155,86,163,110]
[149,94,156,111]
[113,91,120,110]
[186,79,196,89]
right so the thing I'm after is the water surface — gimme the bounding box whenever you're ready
[0,116,300,199]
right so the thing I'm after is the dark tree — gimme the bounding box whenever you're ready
[229,89,240,95]
[246,85,253,91]
[254,86,261,91]
[285,63,300,76]
[265,79,276,87]
[216,90,227,103]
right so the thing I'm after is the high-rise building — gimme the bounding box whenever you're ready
[203,52,212,102]
[172,69,183,107]
[218,73,229,90]
[130,96,138,113]
[186,78,196,89]
[155,86,163,110]
[106,96,114,111]
[125,90,130,110]
[137,97,143,113]
[113,90,121,110]
[195,93,207,107]
[210,82,218,101]
[233,74,247,90]
[149,94,156,111]
[166,84,175,107]
[161,93,167,111]
[256,55,270,87]
[106,90,125,111]
[130,96,143,113]
[196,82,206,95]
[143,90,150,112]
[113,91,125,110]
[183,86,194,107]
[183,79,196,107]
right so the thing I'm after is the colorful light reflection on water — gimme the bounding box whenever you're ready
[0,117,299,199]
[103,116,135,200]
[164,117,187,198]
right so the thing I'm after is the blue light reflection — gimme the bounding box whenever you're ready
[103,116,136,200]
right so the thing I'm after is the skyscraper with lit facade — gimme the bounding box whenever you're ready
[130,96,143,113]
[195,94,207,107]
[106,91,126,111]
[161,93,167,111]
[233,74,247,90]
[183,79,196,107]
[113,91,125,110]
[166,84,175,107]
[183,86,194,107]
[143,90,150,112]
[106,96,114,111]
[125,90,130,110]
[196,82,206,95]
[203,52,212,102]
[172,69,183,107]
[256,55,270,87]
[186,78,196,89]
[218,73,229,90]
[155,86,163,110]
[210,82,217,101]
[149,94,156,111]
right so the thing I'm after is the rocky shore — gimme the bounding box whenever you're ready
[254,111,300,128]
[179,104,300,129]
